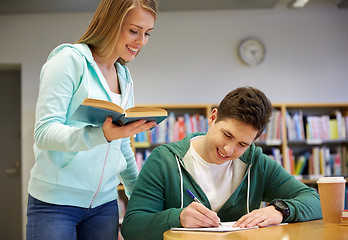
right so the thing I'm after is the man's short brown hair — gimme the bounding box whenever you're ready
[217,86,273,139]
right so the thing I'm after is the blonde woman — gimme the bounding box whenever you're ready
[26,0,157,239]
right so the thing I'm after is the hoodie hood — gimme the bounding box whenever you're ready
[46,43,133,109]
[163,132,256,165]
[48,43,93,63]
[47,43,131,86]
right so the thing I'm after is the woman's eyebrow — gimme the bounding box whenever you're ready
[130,24,154,31]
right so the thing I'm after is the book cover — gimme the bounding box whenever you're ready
[177,116,185,141]
[294,154,308,176]
[285,111,294,141]
[271,147,282,166]
[329,119,338,140]
[71,98,168,127]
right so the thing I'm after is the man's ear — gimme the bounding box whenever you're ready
[208,108,218,126]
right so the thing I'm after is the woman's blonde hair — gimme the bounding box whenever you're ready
[76,0,157,64]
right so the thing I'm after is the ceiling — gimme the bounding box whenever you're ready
[0,0,346,15]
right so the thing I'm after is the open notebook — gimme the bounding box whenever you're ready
[170,221,258,232]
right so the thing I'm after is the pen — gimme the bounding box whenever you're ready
[187,190,202,204]
[187,190,221,226]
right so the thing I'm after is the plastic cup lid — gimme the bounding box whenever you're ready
[317,176,346,183]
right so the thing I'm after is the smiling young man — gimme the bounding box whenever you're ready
[121,87,322,240]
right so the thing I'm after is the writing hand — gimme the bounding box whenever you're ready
[102,116,156,142]
[233,206,283,228]
[180,202,220,228]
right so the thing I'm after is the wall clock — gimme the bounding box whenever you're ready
[238,38,266,66]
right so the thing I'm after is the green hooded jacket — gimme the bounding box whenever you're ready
[121,133,322,240]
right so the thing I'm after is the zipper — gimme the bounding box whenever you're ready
[89,143,110,208]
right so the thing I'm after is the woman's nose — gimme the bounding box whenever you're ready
[136,35,147,46]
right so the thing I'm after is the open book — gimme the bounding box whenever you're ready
[71,98,168,127]
[170,221,258,232]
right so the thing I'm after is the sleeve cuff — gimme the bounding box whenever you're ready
[167,208,183,228]
[85,126,108,148]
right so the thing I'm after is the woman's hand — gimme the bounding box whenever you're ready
[180,202,220,228]
[102,116,156,142]
[233,206,283,228]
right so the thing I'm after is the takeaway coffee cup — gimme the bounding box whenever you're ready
[317,176,346,223]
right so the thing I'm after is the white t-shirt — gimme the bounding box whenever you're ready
[182,137,234,212]
[109,91,122,105]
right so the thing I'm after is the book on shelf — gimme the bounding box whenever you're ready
[167,112,176,143]
[270,147,282,166]
[177,116,186,141]
[283,147,295,174]
[285,111,295,141]
[135,149,151,171]
[345,116,348,140]
[265,109,282,143]
[336,110,347,140]
[71,98,168,127]
[294,153,309,176]
[329,119,338,140]
[293,111,305,140]
[286,110,305,141]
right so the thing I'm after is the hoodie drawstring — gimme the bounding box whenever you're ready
[175,156,184,208]
[246,164,252,214]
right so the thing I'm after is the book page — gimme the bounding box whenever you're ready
[125,107,168,117]
[170,221,258,232]
[82,98,124,113]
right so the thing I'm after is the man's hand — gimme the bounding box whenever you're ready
[102,116,156,142]
[233,206,283,228]
[180,202,220,228]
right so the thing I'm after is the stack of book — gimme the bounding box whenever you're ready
[341,210,348,226]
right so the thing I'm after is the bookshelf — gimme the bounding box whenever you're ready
[130,103,348,181]
[281,103,348,182]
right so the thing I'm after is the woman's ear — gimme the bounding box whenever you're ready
[208,108,218,126]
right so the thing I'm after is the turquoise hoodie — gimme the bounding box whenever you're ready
[121,133,322,240]
[28,43,138,208]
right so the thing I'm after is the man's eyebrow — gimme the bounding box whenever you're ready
[223,129,250,146]
[130,24,154,30]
